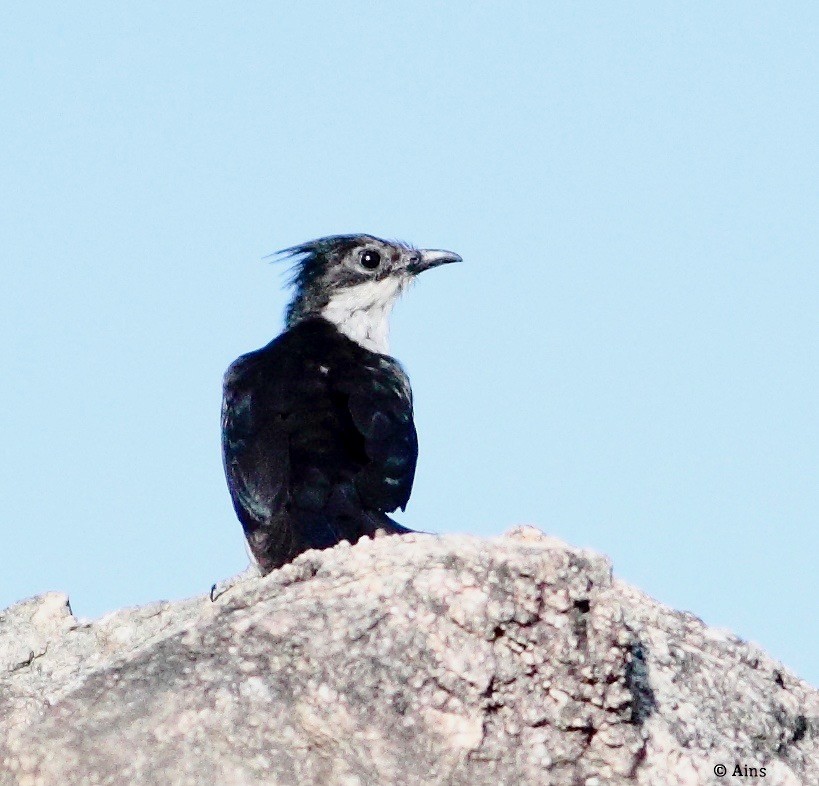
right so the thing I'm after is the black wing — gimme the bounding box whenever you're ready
[337,352,418,512]
[221,319,417,568]
[221,350,289,532]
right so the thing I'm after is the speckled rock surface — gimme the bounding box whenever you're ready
[1,528,816,785]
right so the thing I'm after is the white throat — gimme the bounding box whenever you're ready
[320,277,406,354]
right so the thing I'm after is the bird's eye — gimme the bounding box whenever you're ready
[360,250,381,270]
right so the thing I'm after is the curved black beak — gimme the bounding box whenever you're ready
[407,248,463,275]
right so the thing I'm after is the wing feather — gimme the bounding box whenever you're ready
[221,319,418,570]
[339,355,417,511]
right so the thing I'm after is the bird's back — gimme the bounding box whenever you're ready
[221,318,417,572]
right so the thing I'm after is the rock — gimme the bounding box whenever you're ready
[1,528,816,785]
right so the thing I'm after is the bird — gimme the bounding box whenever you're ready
[221,233,461,575]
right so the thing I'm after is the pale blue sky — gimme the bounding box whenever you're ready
[2,3,817,685]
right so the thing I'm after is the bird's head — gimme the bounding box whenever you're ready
[280,234,461,353]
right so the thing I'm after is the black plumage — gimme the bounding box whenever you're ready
[221,234,460,573]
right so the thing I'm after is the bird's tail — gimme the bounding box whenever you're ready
[359,511,415,538]
[244,510,416,575]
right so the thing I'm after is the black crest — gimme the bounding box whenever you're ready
[279,234,375,291]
